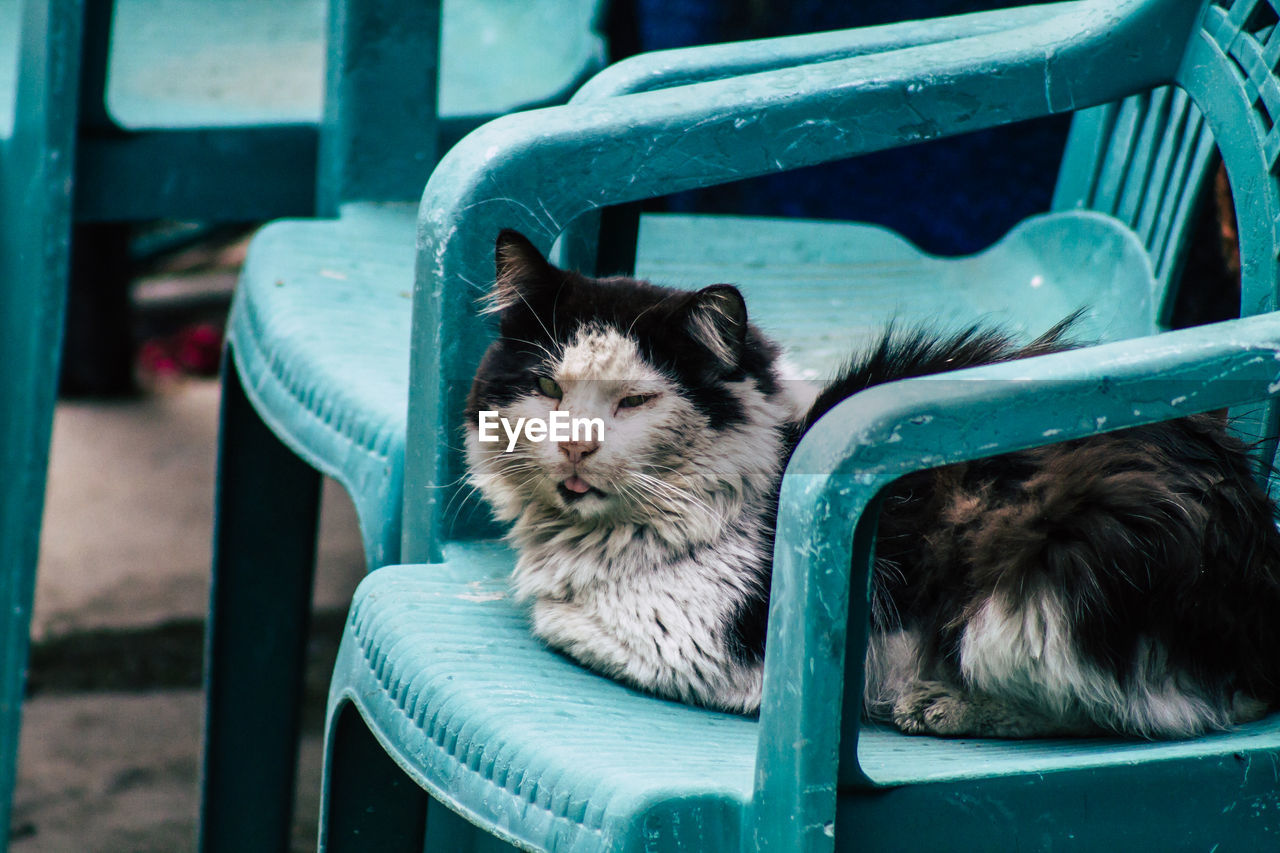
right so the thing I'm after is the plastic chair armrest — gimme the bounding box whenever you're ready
[573,1,1086,101]
[560,0,1085,272]
[750,310,1280,850]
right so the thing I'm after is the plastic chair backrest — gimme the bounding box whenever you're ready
[0,0,82,846]
[70,0,441,220]
[315,0,440,215]
[1055,87,1217,325]
[1185,0,1280,318]
[1053,87,1280,480]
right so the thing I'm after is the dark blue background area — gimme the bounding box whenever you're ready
[620,0,1073,256]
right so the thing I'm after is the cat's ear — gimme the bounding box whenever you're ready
[488,229,555,314]
[680,284,748,372]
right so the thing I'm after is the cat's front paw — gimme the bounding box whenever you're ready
[891,681,973,736]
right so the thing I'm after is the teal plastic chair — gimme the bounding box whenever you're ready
[199,2,608,850]
[66,0,609,220]
[208,8,1087,849]
[0,2,82,849]
[0,0,610,394]
[317,0,1280,849]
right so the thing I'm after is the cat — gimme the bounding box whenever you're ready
[464,228,1280,739]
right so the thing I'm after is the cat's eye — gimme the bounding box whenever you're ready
[537,376,563,399]
[618,393,653,409]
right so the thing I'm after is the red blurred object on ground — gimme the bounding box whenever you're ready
[138,322,225,380]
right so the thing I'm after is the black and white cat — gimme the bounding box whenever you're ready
[465,229,1280,739]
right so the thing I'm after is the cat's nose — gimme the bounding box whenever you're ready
[558,439,599,464]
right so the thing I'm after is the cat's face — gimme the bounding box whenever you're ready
[465,230,786,532]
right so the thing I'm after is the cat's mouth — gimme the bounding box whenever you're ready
[558,475,607,504]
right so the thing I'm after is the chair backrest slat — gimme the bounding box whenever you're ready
[1133,88,1188,249]
[1053,101,1118,212]
[1086,95,1148,216]
[1149,109,1214,306]
[1055,86,1215,324]
[1115,88,1171,225]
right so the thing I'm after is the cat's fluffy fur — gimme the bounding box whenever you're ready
[465,229,1280,738]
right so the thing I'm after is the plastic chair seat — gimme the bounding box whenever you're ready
[227,202,416,568]
[228,208,1159,570]
[633,211,1159,377]
[337,553,1280,850]
[332,551,758,851]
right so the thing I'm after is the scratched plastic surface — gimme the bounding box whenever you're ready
[313,0,1280,850]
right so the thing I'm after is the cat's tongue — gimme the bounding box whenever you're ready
[563,475,592,494]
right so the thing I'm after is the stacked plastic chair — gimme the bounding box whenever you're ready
[0,0,612,394]
[0,2,82,849]
[198,1,609,850]
[315,0,1280,849]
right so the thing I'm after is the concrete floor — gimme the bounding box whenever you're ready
[12,376,367,852]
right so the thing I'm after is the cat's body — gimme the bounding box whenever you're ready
[465,229,1280,738]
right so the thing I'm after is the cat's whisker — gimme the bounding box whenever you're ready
[610,476,672,522]
[499,334,561,366]
[629,470,726,528]
[631,476,721,522]
[443,482,486,527]
[492,464,546,486]
[625,301,664,338]
[633,459,695,481]
[424,470,475,490]
[457,272,487,296]
[514,289,559,351]
[609,477,654,519]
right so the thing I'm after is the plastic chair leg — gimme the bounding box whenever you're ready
[321,703,428,853]
[199,353,322,852]
[60,223,136,397]
[320,701,521,852]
